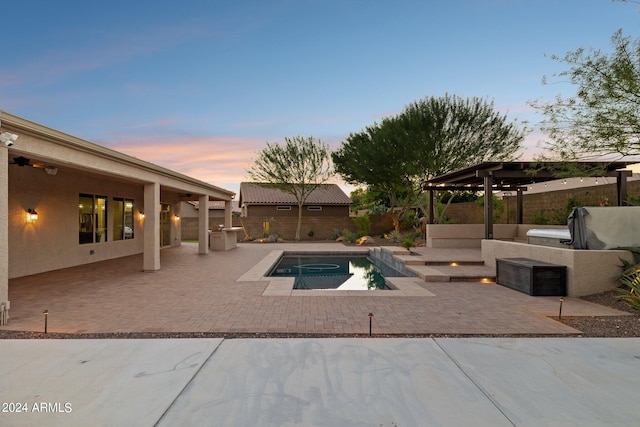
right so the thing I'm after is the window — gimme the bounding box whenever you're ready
[79,194,107,244]
[113,198,134,241]
[276,206,292,211]
[307,206,322,211]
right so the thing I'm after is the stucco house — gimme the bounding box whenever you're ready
[0,111,235,325]
[237,182,353,240]
[180,200,240,240]
[238,182,352,218]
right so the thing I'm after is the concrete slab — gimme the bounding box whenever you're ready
[2,338,640,426]
[156,338,512,427]
[437,338,640,427]
[0,339,222,427]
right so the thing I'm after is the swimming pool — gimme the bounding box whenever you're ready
[268,255,409,290]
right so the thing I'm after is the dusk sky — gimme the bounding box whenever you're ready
[3,1,639,196]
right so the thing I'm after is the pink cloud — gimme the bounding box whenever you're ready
[109,134,263,191]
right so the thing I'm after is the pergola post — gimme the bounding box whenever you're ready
[428,189,435,224]
[516,187,524,224]
[483,174,493,239]
[616,170,630,206]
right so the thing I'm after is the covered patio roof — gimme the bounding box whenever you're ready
[424,161,636,239]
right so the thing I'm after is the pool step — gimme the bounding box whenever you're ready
[380,247,495,283]
[406,264,496,283]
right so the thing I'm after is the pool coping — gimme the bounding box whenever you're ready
[236,249,435,297]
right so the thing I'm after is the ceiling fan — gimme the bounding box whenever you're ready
[9,156,45,168]
[9,156,57,174]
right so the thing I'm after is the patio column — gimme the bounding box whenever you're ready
[225,200,233,228]
[0,147,8,324]
[198,195,209,255]
[143,182,161,271]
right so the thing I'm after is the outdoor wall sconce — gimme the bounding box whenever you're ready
[139,211,145,220]
[173,215,180,221]
[26,208,38,222]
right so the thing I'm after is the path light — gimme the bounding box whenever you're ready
[368,312,374,336]
[558,298,564,320]
[43,310,48,334]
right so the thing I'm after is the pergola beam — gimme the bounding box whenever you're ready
[424,161,637,241]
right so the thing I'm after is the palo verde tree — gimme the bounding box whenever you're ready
[530,28,640,160]
[332,94,525,230]
[246,136,333,240]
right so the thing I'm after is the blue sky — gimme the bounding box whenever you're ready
[3,0,639,195]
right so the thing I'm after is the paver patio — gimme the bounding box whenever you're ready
[0,243,627,335]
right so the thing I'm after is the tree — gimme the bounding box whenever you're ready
[531,29,640,160]
[332,94,525,230]
[246,136,332,240]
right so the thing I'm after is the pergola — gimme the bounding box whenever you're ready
[424,161,635,239]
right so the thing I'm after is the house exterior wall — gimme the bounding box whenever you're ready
[1,148,8,322]
[9,164,145,278]
[1,110,236,325]
[238,216,355,241]
[180,202,226,240]
[245,204,349,218]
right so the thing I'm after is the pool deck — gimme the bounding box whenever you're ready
[1,242,628,335]
[3,243,640,426]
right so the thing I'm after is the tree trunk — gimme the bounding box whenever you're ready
[295,201,303,240]
[391,212,401,232]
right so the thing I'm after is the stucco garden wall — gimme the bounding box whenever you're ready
[441,180,640,225]
[425,224,567,248]
[482,240,633,297]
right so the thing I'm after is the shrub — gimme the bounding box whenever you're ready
[352,215,371,237]
[341,229,357,243]
[402,236,416,252]
[368,204,388,215]
[331,228,342,240]
[401,210,417,230]
[531,209,549,225]
[385,230,403,243]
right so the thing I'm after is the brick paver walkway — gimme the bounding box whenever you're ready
[1,243,627,335]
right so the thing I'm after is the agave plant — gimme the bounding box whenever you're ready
[615,273,640,311]
[616,248,640,311]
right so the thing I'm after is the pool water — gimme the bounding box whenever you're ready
[268,255,407,290]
